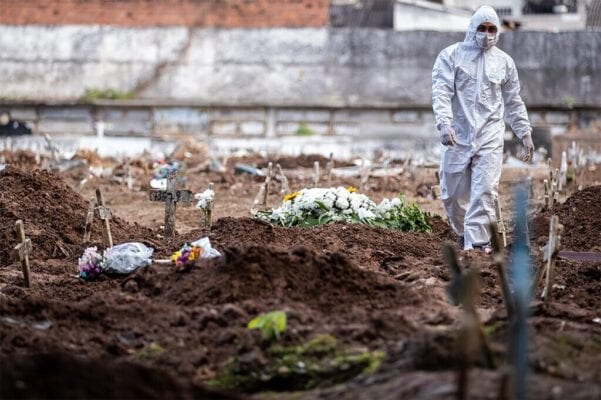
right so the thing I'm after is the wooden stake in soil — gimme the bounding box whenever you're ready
[125,159,133,191]
[359,159,369,192]
[14,220,32,288]
[489,223,514,320]
[543,179,550,210]
[383,157,391,189]
[94,189,114,247]
[312,161,320,188]
[149,171,193,237]
[494,196,507,248]
[251,182,267,215]
[559,151,568,192]
[83,197,96,243]
[456,268,481,400]
[201,182,214,229]
[267,162,274,191]
[276,163,290,195]
[540,215,563,305]
[325,152,334,187]
[263,162,274,205]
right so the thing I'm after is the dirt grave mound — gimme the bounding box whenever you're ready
[157,216,450,274]
[0,166,156,266]
[532,185,601,251]
[128,245,426,314]
[0,353,238,400]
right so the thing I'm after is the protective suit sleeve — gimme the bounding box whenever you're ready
[502,59,532,139]
[432,49,455,131]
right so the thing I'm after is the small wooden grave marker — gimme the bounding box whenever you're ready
[201,182,214,229]
[559,151,567,192]
[494,196,507,248]
[14,220,32,288]
[263,162,274,206]
[276,163,290,195]
[431,170,442,199]
[125,159,133,191]
[539,215,563,305]
[325,152,334,187]
[95,188,113,247]
[149,171,193,237]
[382,157,391,189]
[543,179,550,210]
[312,161,320,187]
[250,182,267,215]
[489,223,514,320]
[83,197,96,243]
[443,244,495,400]
[359,159,369,192]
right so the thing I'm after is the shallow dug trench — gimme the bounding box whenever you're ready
[1,167,600,399]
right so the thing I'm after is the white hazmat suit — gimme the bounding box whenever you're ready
[432,6,532,250]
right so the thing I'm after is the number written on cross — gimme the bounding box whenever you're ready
[149,190,193,203]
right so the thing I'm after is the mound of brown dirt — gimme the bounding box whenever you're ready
[0,166,156,266]
[156,216,451,277]
[532,185,601,251]
[127,246,427,314]
[0,353,238,400]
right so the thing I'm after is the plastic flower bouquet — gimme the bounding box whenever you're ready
[78,246,105,280]
[171,244,203,267]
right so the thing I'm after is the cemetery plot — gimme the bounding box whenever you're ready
[0,155,600,400]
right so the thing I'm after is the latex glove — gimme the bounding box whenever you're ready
[521,133,534,162]
[440,125,457,146]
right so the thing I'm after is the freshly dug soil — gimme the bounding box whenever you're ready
[1,353,239,400]
[1,159,600,400]
[532,185,601,251]
[0,166,156,266]
[128,245,427,313]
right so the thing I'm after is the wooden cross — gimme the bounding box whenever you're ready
[276,163,289,195]
[149,171,193,237]
[312,161,320,187]
[14,220,32,288]
[83,197,96,243]
[325,152,334,187]
[95,189,113,247]
[262,162,273,206]
[250,182,267,216]
[201,182,214,229]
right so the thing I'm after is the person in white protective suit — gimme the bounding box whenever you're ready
[432,6,534,251]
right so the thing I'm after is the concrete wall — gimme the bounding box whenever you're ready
[1,26,600,108]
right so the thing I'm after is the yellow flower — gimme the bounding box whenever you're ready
[283,191,299,202]
[170,251,181,263]
[189,247,202,261]
[346,186,357,193]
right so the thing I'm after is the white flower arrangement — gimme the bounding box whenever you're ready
[195,189,215,210]
[257,187,430,232]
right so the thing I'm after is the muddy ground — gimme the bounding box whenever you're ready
[1,153,600,399]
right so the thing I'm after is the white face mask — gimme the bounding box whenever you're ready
[475,32,497,50]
